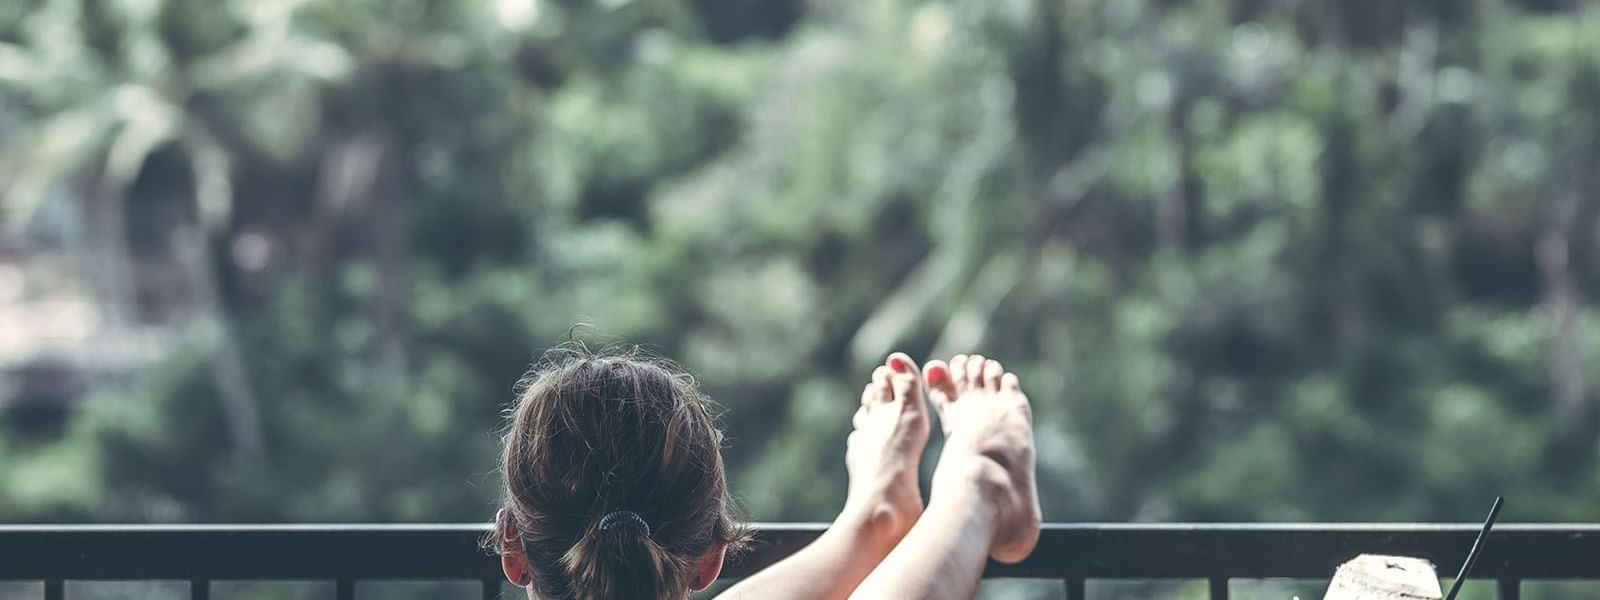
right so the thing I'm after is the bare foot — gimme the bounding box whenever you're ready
[924,354,1041,563]
[843,352,930,542]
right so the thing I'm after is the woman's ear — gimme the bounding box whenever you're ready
[689,542,727,591]
[496,509,533,588]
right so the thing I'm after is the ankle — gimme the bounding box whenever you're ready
[923,476,1003,544]
[933,448,1010,499]
[837,497,920,547]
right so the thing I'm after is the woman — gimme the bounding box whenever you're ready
[491,346,1041,600]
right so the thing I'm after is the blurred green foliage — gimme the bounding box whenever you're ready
[1,0,1599,597]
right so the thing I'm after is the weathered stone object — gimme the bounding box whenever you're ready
[1323,554,1444,600]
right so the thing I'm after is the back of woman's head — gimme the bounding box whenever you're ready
[492,345,748,600]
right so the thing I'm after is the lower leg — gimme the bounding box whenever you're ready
[715,506,909,600]
[848,471,1001,600]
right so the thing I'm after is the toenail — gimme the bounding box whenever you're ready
[890,357,908,371]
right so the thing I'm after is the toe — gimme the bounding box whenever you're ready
[983,359,1004,392]
[924,360,957,406]
[964,354,987,391]
[889,370,920,410]
[949,355,969,391]
[886,351,918,375]
[885,352,925,410]
[1001,372,1021,392]
[868,366,893,404]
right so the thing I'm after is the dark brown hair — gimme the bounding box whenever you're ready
[491,345,749,600]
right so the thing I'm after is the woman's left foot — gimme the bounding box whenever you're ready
[924,355,1042,564]
[842,352,931,542]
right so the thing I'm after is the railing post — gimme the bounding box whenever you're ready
[1064,578,1085,600]
[1209,578,1229,600]
[44,580,64,600]
[190,579,210,600]
[482,577,500,600]
[336,579,355,600]
[1497,579,1520,600]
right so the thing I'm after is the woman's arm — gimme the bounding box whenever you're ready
[714,510,907,600]
[717,353,933,600]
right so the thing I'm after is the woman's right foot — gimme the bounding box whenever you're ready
[923,354,1042,564]
[842,352,930,544]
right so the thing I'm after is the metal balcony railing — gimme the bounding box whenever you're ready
[1,523,1597,599]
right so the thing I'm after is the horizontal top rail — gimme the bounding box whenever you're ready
[0,523,1595,581]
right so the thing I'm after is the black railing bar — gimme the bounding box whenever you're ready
[1031,523,1594,533]
[0,523,497,534]
[44,580,63,600]
[336,579,354,600]
[4,522,1598,533]
[482,577,500,600]
[7,524,1599,581]
[190,579,210,600]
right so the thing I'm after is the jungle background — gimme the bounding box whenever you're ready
[1,0,1598,598]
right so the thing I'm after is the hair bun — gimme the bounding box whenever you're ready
[597,510,652,537]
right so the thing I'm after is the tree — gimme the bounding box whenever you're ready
[1,1,1597,599]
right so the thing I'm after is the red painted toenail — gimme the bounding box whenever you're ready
[890,357,908,371]
[927,367,946,384]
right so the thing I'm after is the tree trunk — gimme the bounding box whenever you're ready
[369,131,410,379]
[179,142,266,465]
[1538,191,1586,425]
[77,161,138,332]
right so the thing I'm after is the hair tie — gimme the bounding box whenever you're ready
[598,510,651,537]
